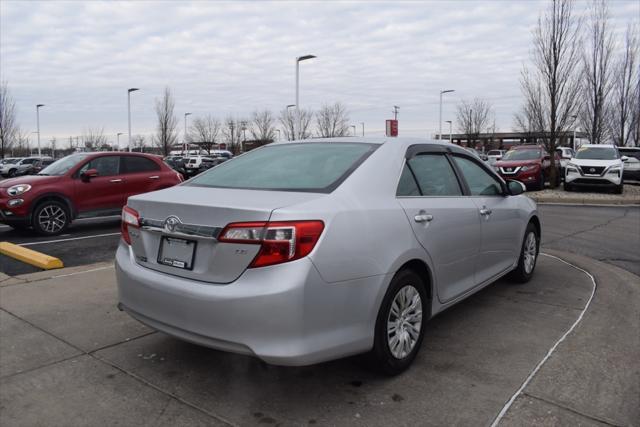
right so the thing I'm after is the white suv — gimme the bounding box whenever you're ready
[564,144,627,193]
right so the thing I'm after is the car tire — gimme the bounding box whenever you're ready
[564,182,573,192]
[536,172,545,191]
[614,182,623,194]
[32,200,70,236]
[509,222,539,284]
[368,269,428,376]
[8,169,17,177]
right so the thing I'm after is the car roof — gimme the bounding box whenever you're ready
[579,144,616,148]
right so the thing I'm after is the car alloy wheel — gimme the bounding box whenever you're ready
[523,231,537,274]
[37,204,68,234]
[387,285,423,359]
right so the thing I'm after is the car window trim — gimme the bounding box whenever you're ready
[398,147,467,198]
[448,152,508,197]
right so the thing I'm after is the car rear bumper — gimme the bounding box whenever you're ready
[115,243,384,365]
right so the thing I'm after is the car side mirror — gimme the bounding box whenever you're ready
[507,180,526,196]
[621,156,628,162]
[81,168,99,181]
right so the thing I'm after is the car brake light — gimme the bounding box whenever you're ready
[121,206,140,245]
[218,220,324,268]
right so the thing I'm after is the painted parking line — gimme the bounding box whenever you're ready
[18,232,121,247]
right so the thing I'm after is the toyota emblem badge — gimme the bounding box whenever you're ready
[164,216,181,232]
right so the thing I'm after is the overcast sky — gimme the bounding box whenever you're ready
[1,0,638,148]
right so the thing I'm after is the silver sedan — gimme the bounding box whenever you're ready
[116,137,540,375]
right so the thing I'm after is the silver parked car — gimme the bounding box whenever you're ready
[116,138,540,374]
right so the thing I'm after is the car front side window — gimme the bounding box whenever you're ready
[79,156,120,177]
[453,156,503,196]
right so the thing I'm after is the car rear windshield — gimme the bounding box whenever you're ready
[575,146,618,160]
[501,149,540,161]
[187,142,378,193]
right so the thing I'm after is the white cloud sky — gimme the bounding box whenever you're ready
[1,0,638,148]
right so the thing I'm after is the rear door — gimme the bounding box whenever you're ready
[450,155,522,283]
[121,155,162,200]
[74,155,125,212]
[396,149,481,303]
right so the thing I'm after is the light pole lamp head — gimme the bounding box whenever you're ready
[286,104,296,109]
[440,89,455,95]
[36,104,45,108]
[128,88,139,93]
[297,54,316,62]
[185,112,192,117]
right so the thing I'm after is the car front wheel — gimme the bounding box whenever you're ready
[32,201,70,236]
[368,269,428,375]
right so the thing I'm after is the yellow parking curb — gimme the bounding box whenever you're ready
[0,242,64,270]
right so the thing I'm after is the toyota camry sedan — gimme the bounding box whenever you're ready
[116,138,540,375]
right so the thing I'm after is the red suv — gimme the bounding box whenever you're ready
[493,145,561,190]
[0,152,182,235]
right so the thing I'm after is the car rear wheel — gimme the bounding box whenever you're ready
[614,182,623,194]
[509,222,539,283]
[368,269,428,375]
[8,169,17,177]
[32,201,70,236]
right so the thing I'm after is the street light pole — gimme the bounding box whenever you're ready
[36,104,45,156]
[445,120,452,144]
[295,54,316,139]
[127,88,139,152]
[439,89,455,140]
[350,125,356,136]
[360,122,365,137]
[184,112,192,154]
[117,132,123,149]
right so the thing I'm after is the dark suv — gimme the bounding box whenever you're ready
[493,145,561,190]
[0,152,182,235]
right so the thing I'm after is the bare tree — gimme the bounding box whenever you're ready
[632,81,640,146]
[82,127,108,150]
[278,108,313,140]
[520,0,582,187]
[316,102,350,138]
[223,117,247,155]
[132,134,146,152]
[188,115,221,154]
[0,81,18,159]
[608,24,638,147]
[456,98,493,148]
[250,110,277,143]
[579,0,615,144]
[153,86,178,156]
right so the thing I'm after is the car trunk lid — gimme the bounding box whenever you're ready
[125,185,324,283]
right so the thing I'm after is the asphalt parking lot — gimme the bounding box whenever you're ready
[3,251,637,426]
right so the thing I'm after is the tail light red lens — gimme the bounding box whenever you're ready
[218,220,324,268]
[121,206,140,245]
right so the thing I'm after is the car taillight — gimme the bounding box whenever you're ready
[121,206,140,245]
[218,220,324,268]
[176,171,183,182]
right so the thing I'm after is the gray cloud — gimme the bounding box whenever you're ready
[1,0,638,147]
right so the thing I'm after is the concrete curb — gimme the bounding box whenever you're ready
[0,261,114,287]
[527,195,640,205]
[498,250,640,426]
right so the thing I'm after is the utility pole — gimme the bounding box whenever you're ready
[445,120,452,144]
[361,122,365,137]
[393,106,400,120]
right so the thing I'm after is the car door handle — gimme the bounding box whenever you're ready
[479,207,492,216]
[149,176,160,179]
[414,214,434,223]
[110,179,123,183]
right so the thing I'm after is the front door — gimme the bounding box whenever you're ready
[450,155,521,283]
[396,152,481,303]
[74,155,125,213]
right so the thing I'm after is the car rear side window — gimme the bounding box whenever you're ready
[399,154,462,197]
[452,156,503,196]
[122,156,160,173]
[188,142,378,193]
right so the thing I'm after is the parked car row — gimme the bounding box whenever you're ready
[0,156,55,177]
[163,150,233,179]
